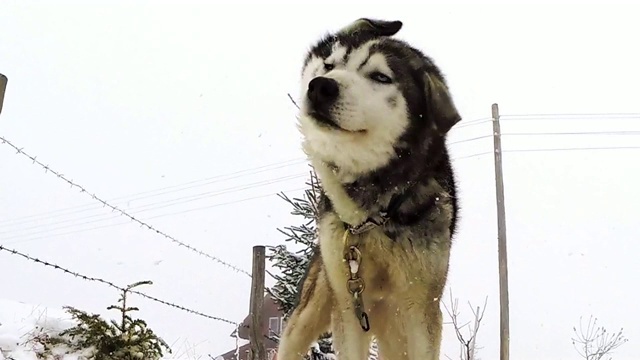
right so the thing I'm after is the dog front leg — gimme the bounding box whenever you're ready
[330,302,371,360]
[370,303,408,360]
[404,299,443,360]
[278,265,332,360]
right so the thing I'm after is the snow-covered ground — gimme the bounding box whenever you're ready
[0,297,334,360]
[0,298,242,360]
[0,298,83,360]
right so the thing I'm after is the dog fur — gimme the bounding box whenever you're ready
[277,18,462,360]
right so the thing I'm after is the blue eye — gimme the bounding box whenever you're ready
[370,72,392,84]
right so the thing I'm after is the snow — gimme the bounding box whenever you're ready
[0,298,85,360]
[0,297,236,359]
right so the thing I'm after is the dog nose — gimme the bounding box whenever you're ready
[307,77,339,108]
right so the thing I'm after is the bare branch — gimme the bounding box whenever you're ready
[571,315,628,360]
[442,289,488,360]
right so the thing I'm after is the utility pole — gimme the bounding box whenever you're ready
[249,245,266,360]
[0,73,7,116]
[492,103,510,360]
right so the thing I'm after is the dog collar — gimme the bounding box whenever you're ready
[345,181,417,235]
[347,212,389,235]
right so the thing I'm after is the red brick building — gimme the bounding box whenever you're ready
[215,293,284,360]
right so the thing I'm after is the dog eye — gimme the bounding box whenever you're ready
[324,63,334,71]
[370,72,393,84]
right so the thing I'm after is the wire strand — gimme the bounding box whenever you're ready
[502,130,640,137]
[452,151,493,160]
[451,119,492,130]
[0,173,308,236]
[3,187,308,246]
[449,134,493,146]
[503,146,640,153]
[0,244,238,326]
[0,136,251,277]
[0,158,307,226]
[501,113,640,120]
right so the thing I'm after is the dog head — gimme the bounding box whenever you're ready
[298,18,461,181]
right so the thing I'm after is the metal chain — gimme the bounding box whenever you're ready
[342,230,370,332]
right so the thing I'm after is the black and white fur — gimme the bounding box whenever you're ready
[278,18,462,360]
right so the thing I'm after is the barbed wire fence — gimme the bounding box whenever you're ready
[0,133,261,358]
[0,241,244,360]
[0,135,251,277]
[1,107,639,360]
[0,243,237,325]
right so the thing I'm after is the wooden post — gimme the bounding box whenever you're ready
[249,245,266,360]
[492,103,510,360]
[0,73,7,116]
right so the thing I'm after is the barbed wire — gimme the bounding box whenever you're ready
[0,135,251,277]
[0,244,238,326]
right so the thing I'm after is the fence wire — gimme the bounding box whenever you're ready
[0,136,251,277]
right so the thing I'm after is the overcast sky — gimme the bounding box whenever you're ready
[1,1,639,359]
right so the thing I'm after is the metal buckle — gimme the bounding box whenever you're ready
[348,213,389,235]
[341,229,370,332]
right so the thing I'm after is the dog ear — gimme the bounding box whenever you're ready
[338,18,403,37]
[422,71,461,135]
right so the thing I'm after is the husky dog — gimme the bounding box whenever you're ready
[277,18,461,360]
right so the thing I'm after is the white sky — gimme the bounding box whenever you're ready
[1,1,639,359]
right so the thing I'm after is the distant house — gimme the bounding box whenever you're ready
[214,294,381,360]
[215,293,284,360]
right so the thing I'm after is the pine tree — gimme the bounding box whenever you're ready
[50,280,172,360]
[266,170,379,359]
[266,170,333,358]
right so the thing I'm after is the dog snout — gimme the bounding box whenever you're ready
[307,77,339,109]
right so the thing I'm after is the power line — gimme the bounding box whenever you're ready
[451,118,492,130]
[0,173,308,236]
[449,134,492,146]
[501,113,640,120]
[452,151,493,161]
[0,115,492,227]
[1,131,494,238]
[0,157,307,226]
[503,146,640,154]
[449,130,640,158]
[0,244,238,326]
[0,133,496,242]
[502,130,640,137]
[3,187,308,246]
[0,136,251,277]
[5,128,636,246]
